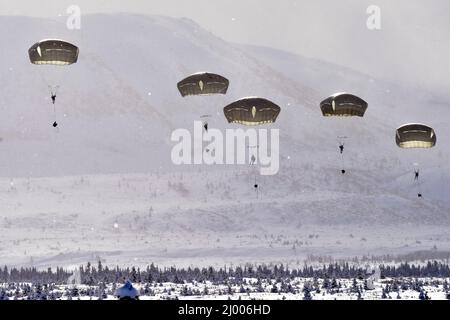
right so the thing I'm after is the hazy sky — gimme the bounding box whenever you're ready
[1,0,449,90]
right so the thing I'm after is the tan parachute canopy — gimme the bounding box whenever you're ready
[29,39,79,66]
[223,97,281,126]
[177,72,229,97]
[396,123,436,149]
[320,92,368,117]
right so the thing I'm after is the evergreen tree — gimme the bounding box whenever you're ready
[418,289,428,300]
[270,284,278,294]
[443,280,449,292]
[351,278,359,293]
[312,277,320,293]
[227,284,234,296]
[0,288,8,300]
[322,277,331,290]
[381,287,387,299]
[331,278,338,289]
[357,291,363,300]
[256,281,264,293]
[302,284,312,300]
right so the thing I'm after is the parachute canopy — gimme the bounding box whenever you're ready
[29,39,79,66]
[177,72,229,97]
[224,97,281,126]
[320,93,368,117]
[396,123,436,149]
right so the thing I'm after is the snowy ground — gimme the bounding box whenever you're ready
[0,171,449,269]
[1,277,448,300]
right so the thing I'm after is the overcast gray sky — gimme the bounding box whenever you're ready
[1,0,449,90]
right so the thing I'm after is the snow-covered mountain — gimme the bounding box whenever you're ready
[0,14,448,268]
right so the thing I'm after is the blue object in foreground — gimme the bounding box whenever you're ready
[115,280,139,300]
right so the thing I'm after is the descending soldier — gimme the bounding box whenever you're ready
[396,123,436,198]
[320,93,368,175]
[29,40,79,127]
[414,169,419,181]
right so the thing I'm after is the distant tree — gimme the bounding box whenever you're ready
[256,281,264,293]
[270,284,278,294]
[227,284,234,296]
[302,284,312,301]
[322,277,331,290]
[419,289,425,300]
[0,288,8,300]
[331,278,338,289]
[392,281,399,292]
[34,284,43,300]
[418,289,430,300]
[71,286,79,297]
[181,286,189,296]
[65,289,72,300]
[351,278,359,293]
[357,291,363,300]
[381,287,387,299]
[312,277,320,293]
[443,280,449,292]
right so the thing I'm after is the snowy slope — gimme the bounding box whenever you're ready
[0,14,449,268]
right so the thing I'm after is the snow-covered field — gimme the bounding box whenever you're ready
[1,277,449,300]
[1,172,449,268]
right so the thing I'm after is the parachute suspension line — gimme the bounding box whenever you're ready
[248,145,259,199]
[414,166,422,198]
[337,137,347,175]
[249,157,259,198]
[49,85,60,128]
[416,178,422,198]
[53,103,58,129]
